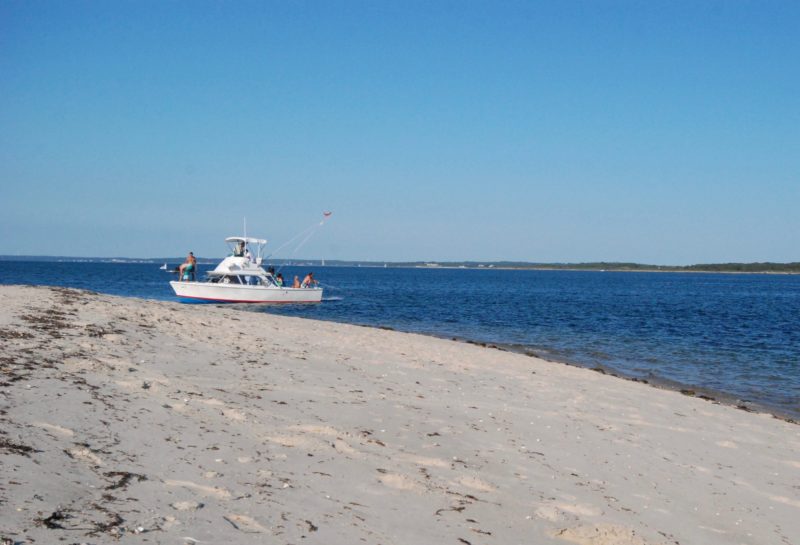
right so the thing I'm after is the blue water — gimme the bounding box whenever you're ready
[2,262,798,418]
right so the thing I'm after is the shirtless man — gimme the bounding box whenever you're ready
[178,252,197,280]
[301,272,318,288]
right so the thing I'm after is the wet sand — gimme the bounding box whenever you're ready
[1,285,798,544]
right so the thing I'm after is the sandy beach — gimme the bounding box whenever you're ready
[1,285,797,544]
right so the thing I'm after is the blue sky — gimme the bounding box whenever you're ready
[1,1,797,263]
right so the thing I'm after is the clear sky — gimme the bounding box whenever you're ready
[1,1,798,264]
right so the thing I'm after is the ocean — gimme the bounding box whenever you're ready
[1,261,798,418]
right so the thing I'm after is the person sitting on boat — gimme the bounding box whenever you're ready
[245,248,254,263]
[293,275,301,288]
[178,252,196,281]
[275,273,285,287]
[234,241,245,257]
[301,272,318,288]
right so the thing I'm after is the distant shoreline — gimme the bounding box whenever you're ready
[2,255,799,274]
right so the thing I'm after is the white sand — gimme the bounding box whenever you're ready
[0,285,797,545]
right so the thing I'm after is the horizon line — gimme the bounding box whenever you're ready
[1,255,798,269]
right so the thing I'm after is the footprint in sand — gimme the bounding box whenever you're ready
[171,501,204,511]
[221,408,247,422]
[403,455,450,468]
[535,502,602,522]
[290,424,340,436]
[165,479,231,499]
[378,472,423,492]
[455,475,497,493]
[770,494,800,508]
[66,446,104,467]
[553,523,661,545]
[265,434,317,449]
[32,421,74,437]
[332,438,359,455]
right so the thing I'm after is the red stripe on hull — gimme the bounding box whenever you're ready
[177,294,320,304]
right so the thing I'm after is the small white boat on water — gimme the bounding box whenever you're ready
[169,236,323,304]
[159,263,168,270]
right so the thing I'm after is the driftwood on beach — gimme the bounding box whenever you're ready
[0,285,797,544]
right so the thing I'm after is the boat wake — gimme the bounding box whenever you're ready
[323,296,344,302]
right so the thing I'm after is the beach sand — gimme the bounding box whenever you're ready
[1,285,797,544]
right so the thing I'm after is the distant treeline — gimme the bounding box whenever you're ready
[679,262,800,273]
[407,261,800,273]
[0,255,220,264]
[1,256,798,273]
[320,260,800,273]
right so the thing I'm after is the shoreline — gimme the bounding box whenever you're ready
[5,278,796,422]
[4,279,795,422]
[453,339,799,424]
[261,316,798,424]
[2,285,798,544]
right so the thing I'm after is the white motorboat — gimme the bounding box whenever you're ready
[159,263,168,270]
[169,236,322,304]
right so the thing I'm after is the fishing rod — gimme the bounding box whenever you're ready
[269,212,333,274]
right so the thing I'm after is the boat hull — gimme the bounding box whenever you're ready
[170,281,323,303]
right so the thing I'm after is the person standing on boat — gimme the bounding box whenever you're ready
[301,272,318,288]
[178,252,196,280]
[293,275,301,288]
